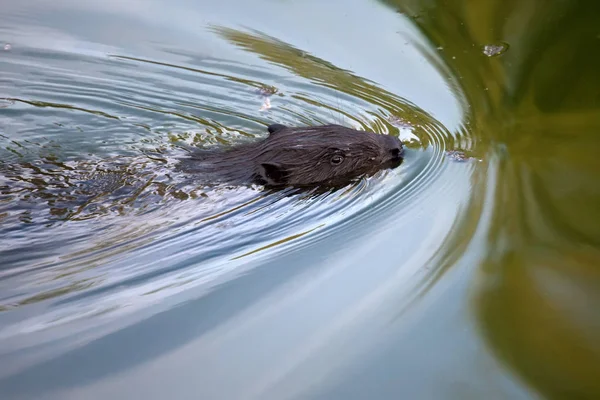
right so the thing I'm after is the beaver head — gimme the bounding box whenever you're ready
[252,124,404,187]
[180,123,404,188]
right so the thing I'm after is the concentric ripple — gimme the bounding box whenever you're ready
[0,6,476,385]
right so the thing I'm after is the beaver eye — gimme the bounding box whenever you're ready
[330,154,344,165]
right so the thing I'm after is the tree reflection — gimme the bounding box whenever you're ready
[211,25,448,149]
[382,0,600,398]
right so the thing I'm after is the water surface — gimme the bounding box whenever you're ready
[1,0,599,399]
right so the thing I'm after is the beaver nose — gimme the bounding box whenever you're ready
[390,147,403,159]
[380,134,404,160]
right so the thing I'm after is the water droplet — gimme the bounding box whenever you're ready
[259,97,272,111]
[483,42,509,57]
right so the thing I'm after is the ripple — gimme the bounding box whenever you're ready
[0,24,472,356]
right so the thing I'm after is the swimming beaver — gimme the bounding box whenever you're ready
[178,123,404,188]
[0,123,404,225]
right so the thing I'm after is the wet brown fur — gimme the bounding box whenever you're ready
[178,124,404,188]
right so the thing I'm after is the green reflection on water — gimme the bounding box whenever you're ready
[384,0,600,398]
[211,25,442,147]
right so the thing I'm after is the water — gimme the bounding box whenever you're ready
[0,0,598,399]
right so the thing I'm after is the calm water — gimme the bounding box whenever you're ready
[0,0,599,399]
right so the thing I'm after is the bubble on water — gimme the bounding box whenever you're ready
[3,43,11,51]
[256,85,277,111]
[483,42,509,57]
[259,97,272,111]
[445,150,481,163]
[256,85,278,97]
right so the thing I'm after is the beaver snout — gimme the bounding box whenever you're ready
[390,146,403,160]
[382,135,404,162]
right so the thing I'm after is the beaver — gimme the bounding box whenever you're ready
[178,123,404,188]
[0,123,404,225]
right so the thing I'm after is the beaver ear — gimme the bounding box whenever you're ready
[267,124,287,135]
[260,162,289,185]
